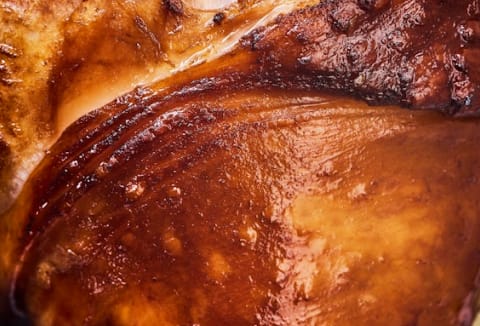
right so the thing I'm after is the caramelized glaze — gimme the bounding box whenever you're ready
[2,1,480,325]
[2,0,480,212]
[0,0,313,212]
[1,86,479,325]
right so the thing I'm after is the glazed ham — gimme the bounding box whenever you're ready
[1,0,480,325]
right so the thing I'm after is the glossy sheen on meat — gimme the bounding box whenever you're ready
[1,0,480,212]
[1,0,480,325]
[0,0,309,213]
[1,82,480,325]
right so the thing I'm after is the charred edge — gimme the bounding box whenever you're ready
[164,0,184,15]
[213,12,226,25]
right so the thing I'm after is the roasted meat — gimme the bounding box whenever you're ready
[237,0,480,114]
[1,0,479,210]
[1,0,480,325]
[3,85,480,325]
[0,0,308,212]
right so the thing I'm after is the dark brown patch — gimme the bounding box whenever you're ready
[164,0,183,15]
[213,12,226,25]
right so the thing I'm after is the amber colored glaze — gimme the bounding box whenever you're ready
[2,0,480,325]
[1,84,479,325]
[2,0,480,212]
[0,0,314,212]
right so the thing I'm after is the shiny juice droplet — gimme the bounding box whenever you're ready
[125,181,145,200]
[166,186,182,198]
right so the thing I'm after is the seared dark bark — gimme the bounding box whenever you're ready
[243,0,480,116]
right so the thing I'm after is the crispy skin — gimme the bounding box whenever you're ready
[240,0,480,115]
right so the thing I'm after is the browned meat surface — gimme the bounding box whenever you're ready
[1,0,480,211]
[241,0,480,114]
[3,85,480,325]
[0,0,307,212]
[1,0,480,325]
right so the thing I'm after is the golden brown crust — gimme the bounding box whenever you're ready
[0,0,77,211]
